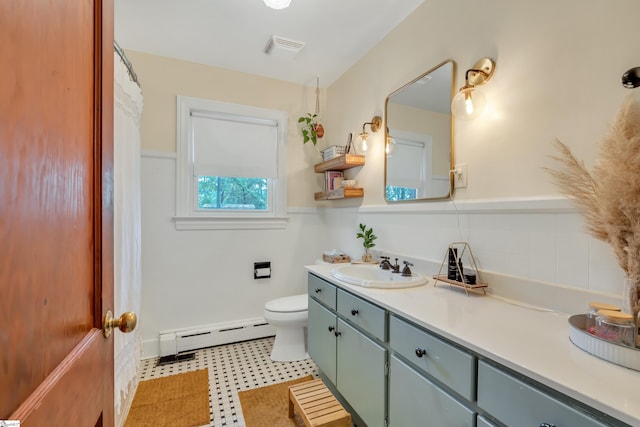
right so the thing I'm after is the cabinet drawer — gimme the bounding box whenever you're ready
[337,289,386,341]
[389,355,475,427]
[389,315,476,401]
[308,273,336,310]
[478,361,609,427]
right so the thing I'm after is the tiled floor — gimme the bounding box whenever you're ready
[138,337,318,427]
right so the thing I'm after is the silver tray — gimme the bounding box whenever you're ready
[568,314,640,372]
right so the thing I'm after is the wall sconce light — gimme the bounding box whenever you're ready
[385,128,396,156]
[359,116,382,152]
[451,58,496,120]
[264,0,292,9]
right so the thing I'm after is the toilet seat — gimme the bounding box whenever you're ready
[265,294,307,313]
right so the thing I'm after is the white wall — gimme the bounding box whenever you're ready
[135,0,640,357]
[140,152,331,356]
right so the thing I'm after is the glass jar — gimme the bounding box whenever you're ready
[594,309,635,347]
[586,302,621,334]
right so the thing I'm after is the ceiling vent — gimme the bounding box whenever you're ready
[264,35,305,58]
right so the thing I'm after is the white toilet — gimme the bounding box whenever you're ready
[263,294,309,362]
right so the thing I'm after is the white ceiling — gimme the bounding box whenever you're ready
[114,0,425,87]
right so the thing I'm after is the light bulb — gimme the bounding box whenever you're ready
[451,87,487,120]
[464,92,474,115]
[386,136,396,156]
[360,132,368,152]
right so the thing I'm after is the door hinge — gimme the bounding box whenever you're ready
[385,417,389,427]
[384,361,389,376]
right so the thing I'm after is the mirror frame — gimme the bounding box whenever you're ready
[384,59,455,202]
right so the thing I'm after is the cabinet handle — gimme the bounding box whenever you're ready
[351,309,359,316]
[415,348,427,358]
[315,288,322,293]
[334,331,341,337]
[540,424,556,427]
[328,326,335,332]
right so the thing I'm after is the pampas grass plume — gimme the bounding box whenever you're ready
[547,94,640,317]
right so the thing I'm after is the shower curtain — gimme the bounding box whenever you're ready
[113,51,143,426]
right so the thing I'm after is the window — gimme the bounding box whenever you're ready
[175,96,288,230]
[386,133,429,201]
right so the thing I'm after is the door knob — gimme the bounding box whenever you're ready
[103,310,137,337]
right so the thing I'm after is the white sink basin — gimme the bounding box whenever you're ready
[330,264,428,289]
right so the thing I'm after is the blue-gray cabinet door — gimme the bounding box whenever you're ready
[389,355,475,427]
[477,361,609,427]
[336,319,386,427]
[308,297,337,384]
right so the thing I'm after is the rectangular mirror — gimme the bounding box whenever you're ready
[384,60,455,202]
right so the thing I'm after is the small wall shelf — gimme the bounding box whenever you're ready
[314,154,365,173]
[314,154,365,200]
[433,242,488,296]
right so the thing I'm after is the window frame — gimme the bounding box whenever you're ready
[175,96,288,230]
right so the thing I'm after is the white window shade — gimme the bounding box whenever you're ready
[387,139,425,189]
[191,111,278,178]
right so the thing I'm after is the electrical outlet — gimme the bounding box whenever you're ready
[454,164,468,189]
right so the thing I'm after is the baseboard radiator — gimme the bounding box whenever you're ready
[158,317,276,357]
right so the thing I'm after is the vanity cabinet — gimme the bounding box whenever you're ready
[307,273,387,427]
[307,270,629,427]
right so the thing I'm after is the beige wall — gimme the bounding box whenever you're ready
[125,50,328,207]
[326,0,640,202]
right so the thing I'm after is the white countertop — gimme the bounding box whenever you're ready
[305,264,640,426]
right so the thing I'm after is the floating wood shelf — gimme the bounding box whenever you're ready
[314,187,364,200]
[314,154,365,173]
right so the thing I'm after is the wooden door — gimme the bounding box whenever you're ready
[0,0,115,426]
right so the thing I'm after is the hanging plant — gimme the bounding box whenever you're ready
[298,76,325,145]
[298,113,321,145]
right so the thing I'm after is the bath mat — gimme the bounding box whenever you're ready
[124,369,210,427]
[238,375,314,427]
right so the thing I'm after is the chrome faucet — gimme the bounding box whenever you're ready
[401,261,414,277]
[379,256,393,270]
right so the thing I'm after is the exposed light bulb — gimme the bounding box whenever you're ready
[386,136,396,156]
[451,87,487,121]
[464,92,474,115]
[263,0,291,9]
[360,132,368,152]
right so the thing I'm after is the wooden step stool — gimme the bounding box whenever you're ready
[288,378,351,427]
